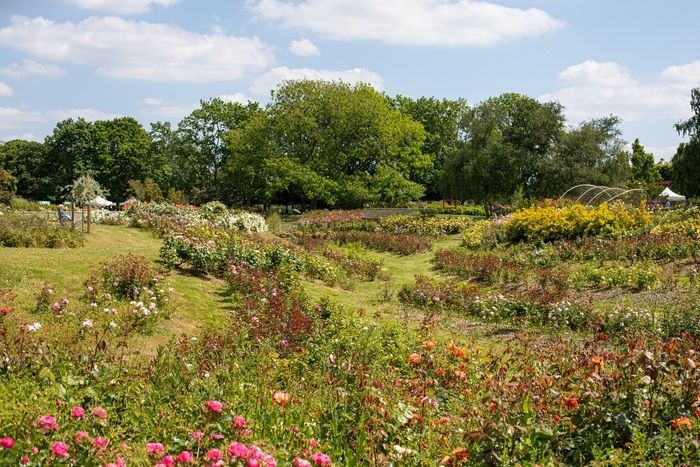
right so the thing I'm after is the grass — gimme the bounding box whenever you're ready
[0,225,562,352]
[0,225,229,352]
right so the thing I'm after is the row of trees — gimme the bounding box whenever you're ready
[0,81,695,208]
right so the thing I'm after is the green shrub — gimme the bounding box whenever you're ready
[0,212,83,248]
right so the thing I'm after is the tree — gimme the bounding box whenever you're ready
[441,93,565,206]
[44,118,98,201]
[69,174,106,234]
[177,98,260,202]
[672,88,700,197]
[93,117,157,201]
[657,161,673,181]
[0,167,16,206]
[391,96,468,198]
[537,116,631,196]
[128,178,164,202]
[239,80,429,208]
[671,141,700,197]
[0,140,51,200]
[629,138,660,194]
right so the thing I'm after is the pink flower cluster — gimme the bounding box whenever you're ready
[145,440,276,467]
[227,442,276,467]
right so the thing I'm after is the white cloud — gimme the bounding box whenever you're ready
[645,145,678,162]
[540,60,700,122]
[59,0,180,15]
[253,0,563,47]
[143,98,198,119]
[0,16,275,83]
[143,94,251,120]
[44,108,120,122]
[0,107,43,130]
[0,59,66,80]
[0,133,40,142]
[218,93,250,104]
[661,61,700,90]
[250,66,384,95]
[289,38,320,57]
[0,106,118,130]
[0,82,13,97]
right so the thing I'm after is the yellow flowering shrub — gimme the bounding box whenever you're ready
[650,207,700,238]
[502,202,651,243]
[461,220,493,249]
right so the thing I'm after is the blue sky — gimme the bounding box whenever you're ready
[0,0,698,161]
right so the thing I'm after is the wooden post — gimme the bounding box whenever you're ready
[87,201,92,234]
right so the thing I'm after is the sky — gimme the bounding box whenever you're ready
[0,0,699,161]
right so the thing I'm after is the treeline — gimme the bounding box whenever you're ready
[1,80,695,208]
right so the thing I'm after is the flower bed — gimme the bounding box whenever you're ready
[501,202,651,243]
[0,211,84,248]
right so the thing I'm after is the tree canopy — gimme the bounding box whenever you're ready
[1,80,695,207]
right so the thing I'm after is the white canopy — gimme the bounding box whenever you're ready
[91,195,115,207]
[660,187,686,202]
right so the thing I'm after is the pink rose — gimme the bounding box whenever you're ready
[162,455,175,466]
[206,400,224,413]
[38,415,58,433]
[205,448,222,461]
[293,459,312,467]
[0,436,14,449]
[93,436,108,449]
[227,442,249,459]
[311,453,331,466]
[20,456,29,464]
[190,431,204,440]
[91,406,107,420]
[175,450,193,463]
[71,406,85,419]
[146,442,165,456]
[75,431,90,442]
[51,441,69,458]
[232,416,246,429]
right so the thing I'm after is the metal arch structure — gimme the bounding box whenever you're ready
[559,185,648,206]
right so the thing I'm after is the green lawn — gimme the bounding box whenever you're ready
[0,225,229,352]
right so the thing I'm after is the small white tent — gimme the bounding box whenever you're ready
[660,187,686,202]
[91,195,115,208]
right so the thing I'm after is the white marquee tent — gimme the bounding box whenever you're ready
[91,195,116,208]
[660,187,686,202]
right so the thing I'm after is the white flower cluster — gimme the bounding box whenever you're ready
[91,210,130,226]
[130,300,159,316]
[214,211,268,232]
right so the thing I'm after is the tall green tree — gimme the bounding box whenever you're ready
[44,118,98,200]
[93,117,157,201]
[0,167,16,206]
[629,138,660,194]
[441,93,565,206]
[672,88,700,197]
[0,140,51,200]
[390,96,468,198]
[177,98,260,202]
[541,116,631,195]
[227,80,428,208]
